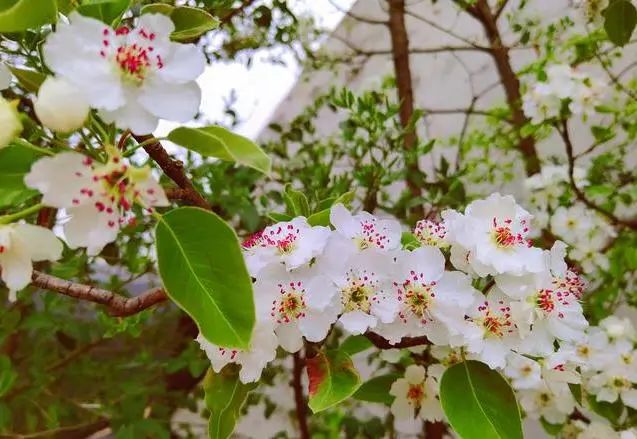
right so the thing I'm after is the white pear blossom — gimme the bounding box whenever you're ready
[0,96,21,148]
[196,323,278,384]
[518,381,575,424]
[34,76,89,133]
[413,219,448,248]
[25,148,169,255]
[242,217,330,276]
[375,246,476,345]
[43,12,205,134]
[587,370,637,408]
[504,353,542,390]
[322,252,398,335]
[323,203,401,267]
[0,223,63,301]
[390,365,443,423]
[443,193,544,276]
[254,264,339,352]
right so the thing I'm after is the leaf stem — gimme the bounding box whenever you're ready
[0,203,45,224]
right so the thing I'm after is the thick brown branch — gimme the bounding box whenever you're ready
[134,135,211,210]
[292,352,310,439]
[559,120,637,230]
[31,270,168,316]
[365,332,431,349]
[388,0,423,217]
[465,0,540,175]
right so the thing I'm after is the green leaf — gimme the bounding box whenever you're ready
[340,335,373,356]
[0,141,44,208]
[586,393,624,424]
[352,373,399,405]
[401,232,421,250]
[77,0,130,24]
[0,0,57,32]
[8,67,46,93]
[141,4,219,41]
[155,207,255,349]
[283,184,310,217]
[440,360,523,439]
[307,349,361,413]
[0,355,17,398]
[569,383,582,406]
[167,126,271,175]
[603,0,637,46]
[266,212,293,223]
[204,366,257,439]
[540,418,563,436]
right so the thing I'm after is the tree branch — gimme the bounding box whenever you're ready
[558,120,637,230]
[31,270,168,317]
[387,0,423,218]
[134,135,211,210]
[365,332,431,349]
[292,352,310,439]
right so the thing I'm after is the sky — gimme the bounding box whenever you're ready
[155,0,356,141]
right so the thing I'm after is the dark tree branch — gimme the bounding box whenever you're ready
[292,352,310,439]
[365,332,431,349]
[31,270,168,316]
[134,135,211,210]
[388,0,424,218]
[494,0,510,20]
[456,0,540,175]
[558,120,637,230]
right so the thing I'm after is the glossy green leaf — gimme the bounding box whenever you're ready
[604,0,637,46]
[0,141,44,208]
[307,209,330,226]
[266,211,293,223]
[8,67,46,93]
[168,126,271,175]
[307,349,361,413]
[204,365,257,439]
[0,0,57,32]
[352,373,399,405]
[340,335,373,356]
[155,207,255,349]
[440,360,523,439]
[141,4,219,41]
[586,393,624,424]
[77,0,131,25]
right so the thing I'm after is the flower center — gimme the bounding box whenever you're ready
[414,220,447,247]
[406,383,424,405]
[355,219,389,250]
[476,301,513,338]
[116,44,151,84]
[271,282,307,324]
[490,217,529,249]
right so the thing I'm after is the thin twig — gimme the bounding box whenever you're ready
[31,270,168,316]
[365,332,431,349]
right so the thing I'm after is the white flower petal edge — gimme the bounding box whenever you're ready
[43,12,205,134]
[0,223,63,301]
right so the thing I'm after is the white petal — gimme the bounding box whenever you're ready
[396,245,445,282]
[136,176,170,207]
[623,389,637,409]
[405,365,425,384]
[0,244,32,298]
[275,323,303,353]
[24,152,98,208]
[339,310,376,335]
[64,202,120,255]
[100,95,159,135]
[299,309,337,342]
[330,203,358,238]
[138,76,201,123]
[158,43,206,84]
[13,224,62,262]
[137,13,175,40]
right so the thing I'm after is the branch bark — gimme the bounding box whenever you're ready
[387,0,424,217]
[365,332,431,349]
[462,0,540,175]
[31,270,168,316]
[134,135,211,210]
[292,352,310,439]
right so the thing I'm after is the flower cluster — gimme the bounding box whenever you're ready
[38,12,205,134]
[523,64,606,124]
[196,193,592,383]
[25,146,169,255]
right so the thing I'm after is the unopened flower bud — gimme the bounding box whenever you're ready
[34,76,89,133]
[0,97,22,148]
